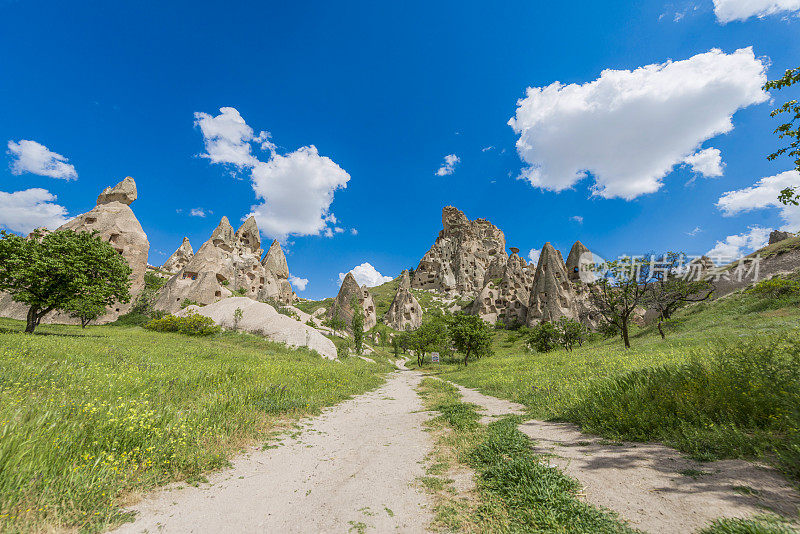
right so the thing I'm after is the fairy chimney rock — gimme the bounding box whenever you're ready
[385,270,423,330]
[97,176,137,206]
[527,242,577,326]
[162,237,194,273]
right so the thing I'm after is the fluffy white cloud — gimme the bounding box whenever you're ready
[189,208,207,217]
[707,226,771,260]
[717,170,800,230]
[570,215,584,224]
[338,262,393,287]
[528,248,541,265]
[687,226,703,236]
[508,48,768,199]
[289,275,309,291]
[713,0,800,22]
[0,188,69,234]
[249,146,350,241]
[435,154,460,176]
[682,147,724,177]
[7,140,78,180]
[195,108,350,241]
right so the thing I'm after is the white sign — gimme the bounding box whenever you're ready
[431,352,440,363]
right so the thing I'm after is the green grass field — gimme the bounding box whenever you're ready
[432,289,800,482]
[0,319,391,532]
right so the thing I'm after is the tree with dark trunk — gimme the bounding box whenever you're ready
[588,258,650,349]
[448,313,493,366]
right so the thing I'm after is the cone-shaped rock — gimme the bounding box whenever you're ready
[328,272,377,333]
[412,206,507,296]
[97,176,137,205]
[162,237,194,273]
[472,248,531,325]
[526,242,576,325]
[260,239,294,303]
[385,270,423,330]
[566,240,592,282]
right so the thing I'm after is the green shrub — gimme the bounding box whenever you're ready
[748,277,800,299]
[527,322,560,352]
[144,313,221,336]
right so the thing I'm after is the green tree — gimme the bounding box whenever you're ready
[448,313,493,366]
[554,317,587,351]
[527,321,560,352]
[763,66,800,204]
[407,314,450,367]
[0,229,132,333]
[67,298,107,328]
[351,296,364,355]
[588,258,649,348]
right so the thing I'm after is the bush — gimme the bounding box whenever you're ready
[144,313,221,336]
[527,322,560,352]
[748,277,800,299]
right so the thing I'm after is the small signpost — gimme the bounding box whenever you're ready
[431,352,440,364]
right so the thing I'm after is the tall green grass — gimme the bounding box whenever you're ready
[0,319,389,532]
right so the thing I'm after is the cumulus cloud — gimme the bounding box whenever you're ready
[289,275,309,291]
[189,208,207,217]
[687,226,703,236]
[528,248,541,265]
[338,262,393,287]
[7,140,78,180]
[570,215,584,224]
[716,170,800,230]
[195,108,350,241]
[0,188,69,234]
[435,154,460,176]
[508,48,768,199]
[706,226,771,260]
[682,147,724,177]
[713,0,800,22]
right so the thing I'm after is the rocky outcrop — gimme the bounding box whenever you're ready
[328,272,377,332]
[154,216,295,314]
[471,248,532,326]
[385,271,423,330]
[412,206,507,297]
[0,177,150,324]
[566,241,594,282]
[162,237,194,273]
[178,297,337,360]
[526,242,577,325]
[261,239,295,304]
[769,230,794,245]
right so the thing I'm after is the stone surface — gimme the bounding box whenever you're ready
[328,272,377,332]
[565,240,593,282]
[385,271,423,330]
[769,230,794,245]
[261,240,294,303]
[178,297,337,360]
[161,237,194,273]
[527,242,577,325]
[154,216,295,314]
[472,249,532,325]
[97,176,137,205]
[0,177,149,325]
[412,206,507,296]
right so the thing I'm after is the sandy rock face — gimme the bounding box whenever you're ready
[178,297,337,360]
[412,206,507,297]
[0,177,150,324]
[472,249,532,326]
[565,240,592,282]
[329,272,377,332]
[161,237,194,273]
[527,242,577,326]
[261,239,294,304]
[154,217,295,314]
[769,230,794,245]
[385,271,423,330]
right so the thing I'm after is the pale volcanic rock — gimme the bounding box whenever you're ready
[97,176,138,205]
[472,249,532,326]
[527,242,577,325]
[566,240,593,282]
[412,206,508,297]
[162,237,194,273]
[328,272,377,332]
[385,271,423,331]
[261,240,295,304]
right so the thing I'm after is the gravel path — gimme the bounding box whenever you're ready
[112,370,433,533]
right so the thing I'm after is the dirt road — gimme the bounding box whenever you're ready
[112,370,433,533]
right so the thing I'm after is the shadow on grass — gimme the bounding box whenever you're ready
[0,326,104,338]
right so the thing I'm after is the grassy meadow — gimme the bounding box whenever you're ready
[431,289,800,482]
[0,318,391,532]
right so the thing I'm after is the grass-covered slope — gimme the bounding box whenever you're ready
[437,288,800,482]
[0,319,390,532]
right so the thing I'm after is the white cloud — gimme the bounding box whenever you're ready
[716,170,800,231]
[481,146,495,152]
[435,154,460,176]
[7,140,78,180]
[350,228,358,236]
[682,147,724,177]
[687,226,703,236]
[707,226,771,261]
[528,248,541,265]
[338,262,393,287]
[195,108,350,241]
[189,208,207,217]
[289,275,309,291]
[570,215,584,224]
[508,48,768,200]
[0,188,69,234]
[713,0,800,22]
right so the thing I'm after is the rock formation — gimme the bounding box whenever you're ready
[328,272,377,332]
[565,240,594,282]
[154,216,295,313]
[471,248,532,326]
[162,237,194,273]
[412,206,507,297]
[178,297,337,360]
[526,242,577,326]
[0,177,149,324]
[769,230,795,245]
[385,271,423,330]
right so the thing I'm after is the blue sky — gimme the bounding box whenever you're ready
[1,0,799,299]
